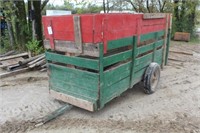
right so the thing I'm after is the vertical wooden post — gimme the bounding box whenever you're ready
[130,36,137,88]
[98,44,104,109]
[73,16,82,53]
[153,32,158,62]
[165,14,172,65]
[161,13,169,69]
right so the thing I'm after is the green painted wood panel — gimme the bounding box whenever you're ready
[107,37,133,50]
[134,60,151,72]
[131,67,146,86]
[137,43,154,56]
[49,63,99,91]
[140,30,165,42]
[103,62,131,87]
[50,79,98,102]
[46,51,99,70]
[100,77,130,106]
[103,50,132,67]
[135,52,153,66]
[155,39,164,48]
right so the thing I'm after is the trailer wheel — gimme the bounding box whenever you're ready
[143,62,160,94]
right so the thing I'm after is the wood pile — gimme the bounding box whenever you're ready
[0,51,47,78]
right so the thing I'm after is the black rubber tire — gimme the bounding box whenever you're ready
[143,62,161,94]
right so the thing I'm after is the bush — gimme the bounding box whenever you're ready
[26,40,44,56]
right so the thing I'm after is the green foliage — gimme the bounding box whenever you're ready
[0,31,11,54]
[26,40,44,56]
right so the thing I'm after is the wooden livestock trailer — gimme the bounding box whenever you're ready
[42,13,171,111]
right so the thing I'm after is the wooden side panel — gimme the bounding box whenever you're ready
[42,13,167,53]
[100,77,130,107]
[50,90,95,111]
[49,63,99,108]
[103,62,131,88]
[46,51,99,70]
[103,50,132,67]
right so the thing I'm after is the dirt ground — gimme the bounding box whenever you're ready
[0,41,200,133]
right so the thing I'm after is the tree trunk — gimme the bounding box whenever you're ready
[15,0,28,49]
[33,0,43,47]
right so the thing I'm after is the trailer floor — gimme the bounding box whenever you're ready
[1,41,200,133]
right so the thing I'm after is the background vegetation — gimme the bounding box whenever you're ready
[0,0,199,54]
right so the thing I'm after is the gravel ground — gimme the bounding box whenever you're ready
[0,41,200,133]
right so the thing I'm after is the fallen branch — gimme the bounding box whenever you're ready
[0,52,28,61]
[169,50,193,56]
[168,58,184,62]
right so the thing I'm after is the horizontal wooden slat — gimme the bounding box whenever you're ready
[50,90,95,112]
[136,39,164,56]
[155,39,164,48]
[49,63,99,104]
[131,67,146,86]
[155,48,163,59]
[101,76,130,106]
[143,13,166,19]
[104,62,131,87]
[134,60,151,72]
[44,40,99,57]
[49,63,99,91]
[46,51,99,70]
[135,52,153,66]
[103,50,132,67]
[50,81,98,101]
[137,43,154,56]
[140,30,165,42]
[107,37,133,50]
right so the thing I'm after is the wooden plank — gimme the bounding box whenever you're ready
[73,15,83,53]
[50,80,98,101]
[134,60,151,72]
[19,54,44,65]
[162,14,169,68]
[136,39,163,57]
[129,36,138,88]
[155,39,164,48]
[44,40,99,57]
[101,77,130,106]
[103,62,131,87]
[103,50,132,67]
[0,67,30,79]
[0,57,24,68]
[0,50,15,57]
[131,67,146,86]
[50,90,95,112]
[135,52,153,66]
[140,30,165,42]
[0,52,28,61]
[29,59,46,68]
[28,54,45,65]
[165,14,172,65]
[98,44,104,109]
[107,36,133,50]
[137,43,154,56]
[49,63,99,91]
[143,13,166,19]
[46,51,99,70]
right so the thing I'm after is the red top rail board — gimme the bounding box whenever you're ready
[42,13,167,53]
